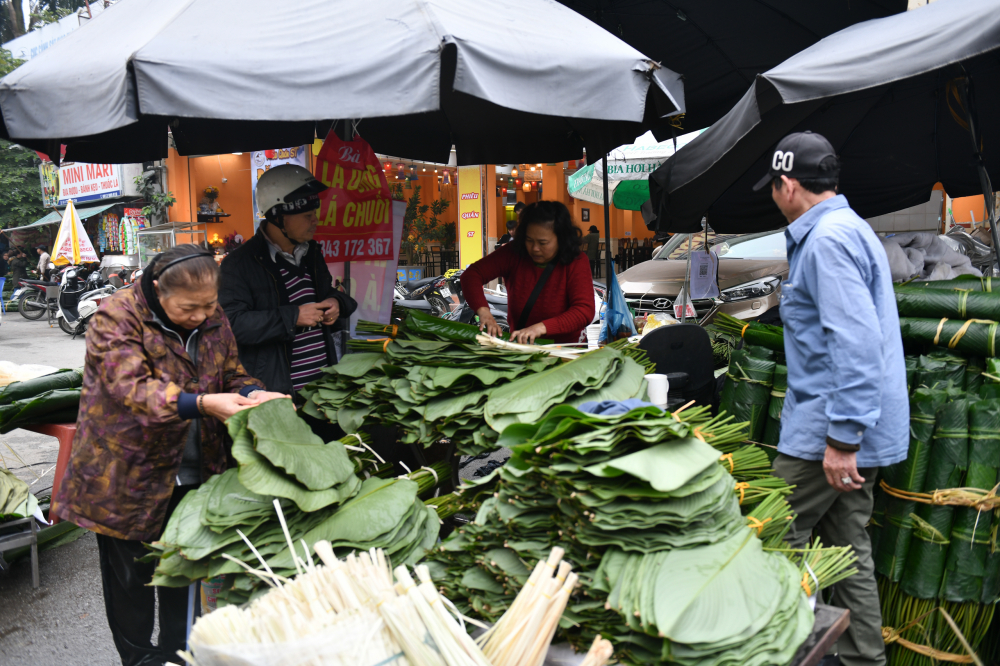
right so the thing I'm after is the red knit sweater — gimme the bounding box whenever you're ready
[461,244,595,343]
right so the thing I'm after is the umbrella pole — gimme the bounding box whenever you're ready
[337,120,355,292]
[958,79,1000,272]
[602,154,612,283]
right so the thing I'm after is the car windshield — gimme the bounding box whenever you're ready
[655,229,787,260]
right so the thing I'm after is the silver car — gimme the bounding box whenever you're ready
[618,228,788,322]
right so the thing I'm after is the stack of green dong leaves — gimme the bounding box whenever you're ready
[302,311,652,456]
[871,371,1000,664]
[719,345,778,442]
[425,403,854,666]
[761,364,787,451]
[0,368,83,433]
[149,400,440,605]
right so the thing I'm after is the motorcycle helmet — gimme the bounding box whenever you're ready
[255,165,328,229]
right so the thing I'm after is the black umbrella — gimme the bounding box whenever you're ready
[557,0,906,132]
[647,0,1000,254]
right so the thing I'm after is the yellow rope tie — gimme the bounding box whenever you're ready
[383,338,392,352]
[747,516,771,535]
[934,318,949,345]
[879,479,1000,511]
[735,482,750,505]
[741,323,750,338]
[881,627,974,663]
[800,572,812,597]
[692,428,707,443]
[720,453,735,473]
[958,290,969,318]
[947,319,995,349]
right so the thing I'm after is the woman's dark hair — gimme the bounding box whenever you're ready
[152,244,219,296]
[514,201,582,265]
[589,225,599,234]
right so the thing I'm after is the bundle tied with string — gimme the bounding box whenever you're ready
[905,397,973,599]
[910,275,999,293]
[761,364,787,451]
[875,388,948,583]
[718,346,776,442]
[895,284,1000,321]
[940,400,1000,603]
[899,317,1000,357]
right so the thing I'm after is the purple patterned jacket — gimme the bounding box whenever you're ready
[52,284,263,541]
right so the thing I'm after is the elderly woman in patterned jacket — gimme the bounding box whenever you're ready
[52,244,287,666]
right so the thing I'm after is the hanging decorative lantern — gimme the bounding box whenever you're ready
[396,163,405,180]
[523,182,531,193]
[515,178,522,186]
[384,162,391,171]
[502,187,507,195]
[511,167,519,177]
[409,166,418,180]
[442,170,452,185]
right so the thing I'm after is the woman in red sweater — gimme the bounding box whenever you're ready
[462,201,595,344]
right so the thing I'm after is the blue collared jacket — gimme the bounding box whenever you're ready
[778,195,908,468]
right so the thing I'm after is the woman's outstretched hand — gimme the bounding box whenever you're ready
[476,307,503,338]
[509,322,547,345]
[201,393,258,421]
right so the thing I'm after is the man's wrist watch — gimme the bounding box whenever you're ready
[826,436,860,452]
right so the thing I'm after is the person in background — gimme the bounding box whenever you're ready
[0,251,8,279]
[9,249,28,286]
[36,245,52,280]
[220,164,357,396]
[583,225,600,277]
[755,131,907,666]
[462,200,594,344]
[52,244,286,666]
[495,219,517,251]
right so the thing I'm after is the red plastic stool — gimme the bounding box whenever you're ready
[24,423,76,525]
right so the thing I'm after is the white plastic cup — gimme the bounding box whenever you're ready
[586,323,602,350]
[645,373,669,408]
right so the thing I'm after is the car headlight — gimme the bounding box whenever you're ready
[721,276,780,302]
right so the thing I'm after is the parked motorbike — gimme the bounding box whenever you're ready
[13,266,70,321]
[57,266,117,337]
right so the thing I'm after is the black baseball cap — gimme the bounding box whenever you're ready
[753,131,840,191]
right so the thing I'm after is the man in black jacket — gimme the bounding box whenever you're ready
[219,165,357,395]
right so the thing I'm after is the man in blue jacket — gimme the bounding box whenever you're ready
[753,132,908,666]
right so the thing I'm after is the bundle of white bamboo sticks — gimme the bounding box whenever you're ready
[179,521,610,666]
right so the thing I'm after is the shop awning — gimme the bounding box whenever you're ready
[23,202,118,229]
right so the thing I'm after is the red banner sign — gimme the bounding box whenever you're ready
[313,131,393,261]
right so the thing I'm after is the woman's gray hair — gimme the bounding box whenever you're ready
[153,244,219,297]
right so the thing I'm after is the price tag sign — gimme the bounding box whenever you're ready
[313,130,394,261]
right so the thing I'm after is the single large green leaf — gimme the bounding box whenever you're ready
[650,529,787,644]
[247,400,355,491]
[232,419,360,513]
[268,477,419,569]
[583,438,721,492]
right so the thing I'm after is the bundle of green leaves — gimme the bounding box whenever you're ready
[149,400,441,605]
[424,404,841,665]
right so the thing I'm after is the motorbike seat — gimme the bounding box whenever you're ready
[484,293,507,306]
[402,276,438,292]
[21,279,59,287]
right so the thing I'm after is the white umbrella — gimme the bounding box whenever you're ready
[0,0,684,166]
[52,201,99,266]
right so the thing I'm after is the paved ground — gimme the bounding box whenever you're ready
[0,314,121,666]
